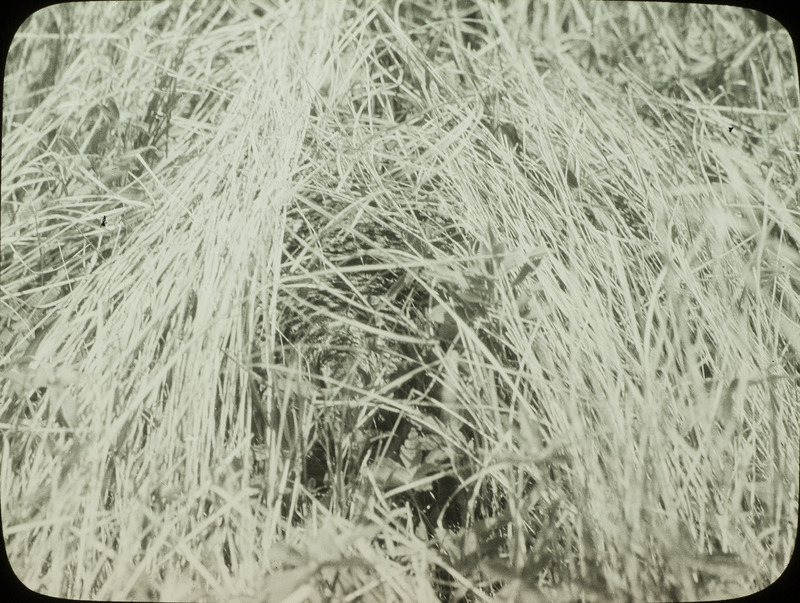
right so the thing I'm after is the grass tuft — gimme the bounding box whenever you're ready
[2,1,798,600]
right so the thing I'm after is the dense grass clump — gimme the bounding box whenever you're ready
[2,1,798,601]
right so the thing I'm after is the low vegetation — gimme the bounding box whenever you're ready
[2,1,798,601]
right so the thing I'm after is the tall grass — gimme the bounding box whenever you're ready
[2,1,798,601]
